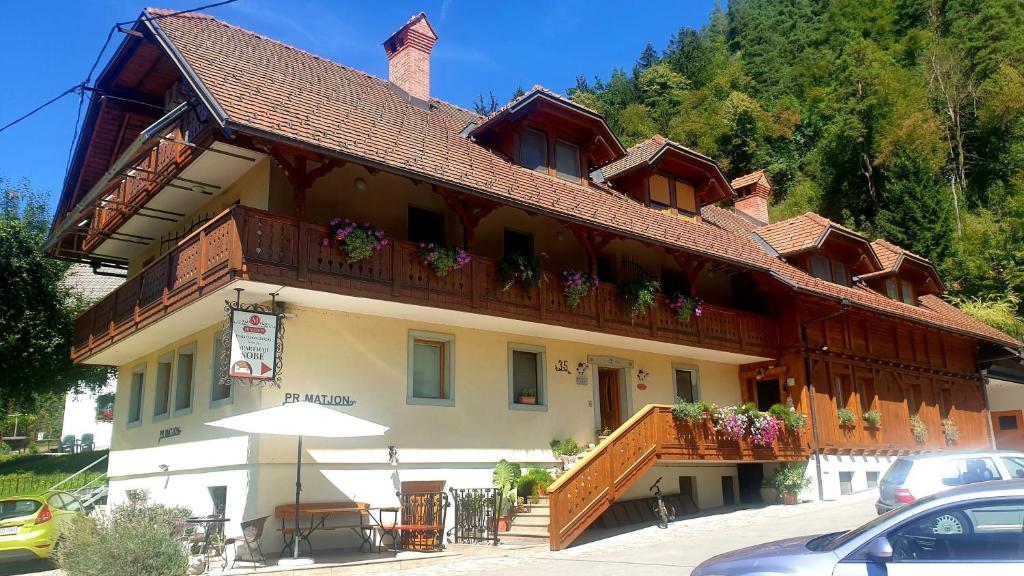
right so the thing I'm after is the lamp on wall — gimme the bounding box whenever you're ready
[354,177,368,192]
[388,445,399,466]
[576,362,590,375]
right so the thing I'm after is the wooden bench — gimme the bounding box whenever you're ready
[274,501,373,555]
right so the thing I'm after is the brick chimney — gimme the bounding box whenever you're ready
[383,13,437,102]
[730,170,772,225]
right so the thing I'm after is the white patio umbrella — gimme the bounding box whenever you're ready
[206,402,388,564]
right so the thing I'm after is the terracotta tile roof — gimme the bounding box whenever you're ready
[731,170,766,190]
[701,205,759,236]
[602,134,716,180]
[871,239,931,271]
[143,9,1019,348]
[757,212,871,256]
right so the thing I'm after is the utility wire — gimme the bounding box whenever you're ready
[0,84,83,135]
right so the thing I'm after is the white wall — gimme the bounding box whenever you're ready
[61,377,116,449]
[802,454,896,501]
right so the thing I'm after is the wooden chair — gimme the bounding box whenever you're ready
[382,482,449,552]
[224,516,269,570]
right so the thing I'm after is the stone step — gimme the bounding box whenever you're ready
[516,510,550,518]
[513,516,550,527]
[502,527,550,538]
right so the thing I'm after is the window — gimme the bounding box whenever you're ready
[554,140,580,182]
[1002,457,1024,480]
[674,366,699,403]
[503,229,532,258]
[810,255,832,282]
[649,174,671,208]
[174,344,196,414]
[408,206,445,245]
[509,344,546,409]
[211,330,232,406]
[128,365,145,427]
[407,331,454,406]
[857,377,875,413]
[154,354,172,419]
[520,129,548,172]
[675,180,697,214]
[939,388,953,419]
[597,255,617,283]
[906,384,920,416]
[885,500,1024,562]
[885,278,899,299]
[940,457,1000,486]
[900,280,915,305]
[833,375,851,412]
[999,415,1020,431]
[833,261,849,287]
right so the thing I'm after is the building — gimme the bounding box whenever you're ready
[46,9,1020,551]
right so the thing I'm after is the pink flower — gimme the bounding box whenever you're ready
[321,238,330,247]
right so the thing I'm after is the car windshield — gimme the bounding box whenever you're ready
[808,493,939,552]
[0,499,42,521]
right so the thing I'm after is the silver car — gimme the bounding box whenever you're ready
[876,450,1024,514]
[692,479,1024,575]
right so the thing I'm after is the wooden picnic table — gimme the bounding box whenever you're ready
[275,501,387,555]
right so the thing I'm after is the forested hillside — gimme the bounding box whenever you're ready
[567,0,1024,337]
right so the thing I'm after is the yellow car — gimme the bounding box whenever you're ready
[0,491,84,561]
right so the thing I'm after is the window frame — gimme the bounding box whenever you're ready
[153,352,174,421]
[554,139,581,183]
[832,260,849,287]
[407,330,456,407]
[885,278,899,299]
[407,205,446,245]
[810,254,833,282]
[672,364,700,403]
[508,343,547,412]
[648,174,672,209]
[127,363,146,428]
[503,228,533,259]
[900,279,916,305]
[173,342,197,416]
[210,329,233,408]
[519,128,549,173]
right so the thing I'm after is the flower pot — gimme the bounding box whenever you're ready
[780,491,799,505]
[760,486,778,504]
[488,515,511,532]
[518,395,537,405]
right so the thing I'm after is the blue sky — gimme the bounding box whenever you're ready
[0,0,718,211]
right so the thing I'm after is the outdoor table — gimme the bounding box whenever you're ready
[368,506,401,552]
[185,516,229,573]
[276,502,380,556]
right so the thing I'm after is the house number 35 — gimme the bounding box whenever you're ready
[555,360,570,373]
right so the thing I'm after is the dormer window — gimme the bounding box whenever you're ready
[884,278,917,305]
[555,140,581,182]
[520,128,548,173]
[809,254,851,286]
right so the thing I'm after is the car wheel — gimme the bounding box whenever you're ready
[931,511,972,535]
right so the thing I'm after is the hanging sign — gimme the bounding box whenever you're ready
[229,310,279,380]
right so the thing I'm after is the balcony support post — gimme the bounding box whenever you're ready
[436,187,497,250]
[268,146,342,218]
[564,224,612,277]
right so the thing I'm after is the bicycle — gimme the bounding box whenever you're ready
[649,476,675,529]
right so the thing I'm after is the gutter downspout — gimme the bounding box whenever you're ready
[800,299,851,502]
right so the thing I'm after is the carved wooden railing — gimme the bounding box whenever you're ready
[73,206,782,361]
[85,106,213,252]
[546,404,809,551]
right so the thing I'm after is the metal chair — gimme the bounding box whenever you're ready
[79,433,95,452]
[61,435,77,453]
[224,516,268,570]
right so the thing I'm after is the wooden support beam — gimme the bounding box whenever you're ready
[268,145,342,217]
[565,223,613,275]
[437,187,498,249]
[671,252,708,293]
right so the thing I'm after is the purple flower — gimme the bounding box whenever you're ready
[321,238,330,247]
[330,217,341,226]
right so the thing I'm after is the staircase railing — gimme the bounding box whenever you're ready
[50,454,109,510]
[546,404,808,551]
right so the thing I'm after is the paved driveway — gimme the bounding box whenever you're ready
[406,491,879,576]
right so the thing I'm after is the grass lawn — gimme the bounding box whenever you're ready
[0,449,108,496]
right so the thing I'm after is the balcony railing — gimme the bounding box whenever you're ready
[72,206,781,362]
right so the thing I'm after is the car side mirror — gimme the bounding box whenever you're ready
[866,536,893,562]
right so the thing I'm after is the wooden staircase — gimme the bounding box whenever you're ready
[546,404,808,550]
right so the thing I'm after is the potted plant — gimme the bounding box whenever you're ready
[910,414,928,444]
[713,406,749,442]
[768,403,807,432]
[619,279,660,324]
[550,438,582,469]
[324,218,388,262]
[837,408,856,428]
[942,417,959,445]
[497,253,540,291]
[561,270,598,308]
[491,459,521,532]
[595,427,612,442]
[672,399,708,424]
[517,384,538,405]
[749,412,782,447]
[760,477,778,505]
[667,293,703,323]
[772,462,810,505]
[862,410,881,429]
[519,466,553,499]
[417,243,471,277]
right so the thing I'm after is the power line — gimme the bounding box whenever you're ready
[0,84,83,135]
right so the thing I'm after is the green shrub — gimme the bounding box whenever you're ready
[518,466,554,497]
[57,500,192,576]
[942,418,959,445]
[767,403,807,431]
[492,459,521,518]
[549,438,582,457]
[910,414,928,443]
[618,280,660,323]
[772,462,811,494]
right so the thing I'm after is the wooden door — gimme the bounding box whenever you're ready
[598,368,622,432]
[992,410,1024,450]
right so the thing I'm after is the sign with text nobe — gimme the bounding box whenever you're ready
[229,310,279,380]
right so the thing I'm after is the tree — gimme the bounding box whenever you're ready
[0,177,109,410]
[510,84,525,101]
[473,92,499,115]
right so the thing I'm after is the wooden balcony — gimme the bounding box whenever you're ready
[546,404,809,551]
[72,206,781,362]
